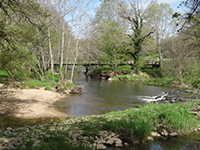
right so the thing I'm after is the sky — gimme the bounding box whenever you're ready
[91,0,184,13]
[157,0,182,12]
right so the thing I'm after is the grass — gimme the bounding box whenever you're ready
[97,102,199,142]
[112,73,149,81]
[15,135,92,150]
[21,79,56,88]
[143,77,178,87]
[44,86,52,91]
[2,101,200,149]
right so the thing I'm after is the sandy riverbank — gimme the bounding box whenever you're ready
[0,87,71,119]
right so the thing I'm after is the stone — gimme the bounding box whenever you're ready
[180,98,184,102]
[124,142,129,146]
[161,129,168,136]
[115,143,123,147]
[99,131,108,136]
[97,139,106,144]
[171,99,176,103]
[2,138,11,143]
[96,144,106,150]
[169,132,177,137]
[146,136,154,141]
[106,139,114,145]
[151,132,161,137]
[114,138,122,144]
[6,127,12,131]
[4,131,11,135]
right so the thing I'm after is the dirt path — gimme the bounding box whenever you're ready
[0,88,71,119]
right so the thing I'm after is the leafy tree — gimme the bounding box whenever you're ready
[119,0,154,72]
[173,0,200,31]
[145,1,175,69]
[94,0,128,72]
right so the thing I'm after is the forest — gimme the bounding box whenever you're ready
[0,0,199,89]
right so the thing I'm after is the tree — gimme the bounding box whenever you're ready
[93,0,128,72]
[162,36,194,84]
[119,0,154,72]
[173,0,200,31]
[0,0,46,81]
[145,1,175,69]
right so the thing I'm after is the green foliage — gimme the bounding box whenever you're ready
[101,65,113,72]
[117,65,132,73]
[112,73,149,81]
[81,125,99,137]
[143,68,162,78]
[102,118,153,142]
[22,80,56,88]
[125,103,199,133]
[92,68,102,74]
[143,77,178,87]
[135,56,145,73]
[15,135,92,150]
[44,86,52,91]
[66,82,74,89]
[182,60,200,88]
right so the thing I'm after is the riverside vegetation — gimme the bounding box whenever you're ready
[1,101,200,150]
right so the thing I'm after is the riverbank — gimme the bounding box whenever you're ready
[1,101,200,150]
[0,87,71,119]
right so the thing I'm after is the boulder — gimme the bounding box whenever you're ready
[151,132,161,137]
[96,144,106,150]
[169,132,177,137]
[161,129,168,136]
[70,86,84,94]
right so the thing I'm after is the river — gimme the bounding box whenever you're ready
[56,71,173,116]
[1,70,200,150]
[55,71,200,150]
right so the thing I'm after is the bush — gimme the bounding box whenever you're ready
[143,77,177,87]
[117,65,132,73]
[44,86,52,91]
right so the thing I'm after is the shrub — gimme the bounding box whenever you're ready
[44,86,52,91]
[143,77,177,87]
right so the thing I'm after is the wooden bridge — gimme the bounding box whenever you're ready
[54,59,160,71]
[54,59,160,68]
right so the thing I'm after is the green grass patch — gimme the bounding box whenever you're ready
[21,79,56,88]
[143,77,178,87]
[98,102,199,142]
[15,135,92,150]
[112,73,149,81]
[143,68,162,78]
[44,86,52,91]
[117,65,133,73]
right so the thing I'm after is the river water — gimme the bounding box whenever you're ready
[2,70,200,150]
[56,71,200,150]
[56,72,173,116]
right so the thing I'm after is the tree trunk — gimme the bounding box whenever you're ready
[156,34,163,69]
[37,60,44,78]
[31,66,44,81]
[48,26,54,80]
[41,50,48,80]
